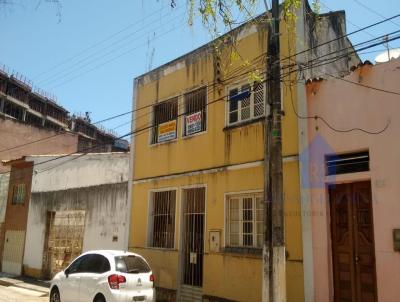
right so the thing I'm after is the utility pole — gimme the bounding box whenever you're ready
[263,0,286,301]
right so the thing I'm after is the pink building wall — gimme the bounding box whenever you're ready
[305,59,400,302]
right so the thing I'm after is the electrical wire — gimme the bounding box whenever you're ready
[319,0,377,39]
[32,3,184,80]
[3,15,400,162]
[283,24,392,136]
[325,73,400,96]
[38,11,188,86]
[351,0,400,28]
[7,32,396,177]
[2,27,399,155]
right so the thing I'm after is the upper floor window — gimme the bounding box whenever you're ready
[183,87,207,136]
[151,98,178,144]
[226,193,263,248]
[227,82,265,126]
[12,184,25,205]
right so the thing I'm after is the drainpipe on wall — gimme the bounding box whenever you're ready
[124,79,138,251]
[296,1,315,301]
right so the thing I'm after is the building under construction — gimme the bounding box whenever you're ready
[0,66,129,154]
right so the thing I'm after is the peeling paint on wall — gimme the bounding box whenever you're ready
[23,182,128,276]
[0,174,9,224]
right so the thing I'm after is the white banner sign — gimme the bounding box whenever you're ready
[185,111,202,136]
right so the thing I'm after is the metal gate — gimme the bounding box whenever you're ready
[42,210,85,279]
[181,187,205,302]
[2,230,25,275]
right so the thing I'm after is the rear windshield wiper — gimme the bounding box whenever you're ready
[127,269,140,274]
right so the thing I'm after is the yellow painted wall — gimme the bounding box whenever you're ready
[131,18,304,302]
[131,163,303,301]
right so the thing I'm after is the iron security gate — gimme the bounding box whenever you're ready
[181,187,205,301]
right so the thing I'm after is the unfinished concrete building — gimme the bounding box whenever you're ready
[0,66,129,155]
[0,66,129,274]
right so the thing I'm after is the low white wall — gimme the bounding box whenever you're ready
[23,182,128,274]
[29,153,129,193]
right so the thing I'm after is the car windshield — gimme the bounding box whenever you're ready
[115,255,150,274]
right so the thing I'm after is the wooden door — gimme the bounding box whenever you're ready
[329,181,377,302]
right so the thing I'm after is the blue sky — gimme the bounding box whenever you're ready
[0,0,399,137]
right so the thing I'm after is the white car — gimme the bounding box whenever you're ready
[49,250,155,302]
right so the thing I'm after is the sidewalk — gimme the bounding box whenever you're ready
[0,273,49,297]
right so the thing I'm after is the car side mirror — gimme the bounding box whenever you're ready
[65,268,70,278]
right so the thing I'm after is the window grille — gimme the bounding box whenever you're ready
[325,151,370,176]
[226,193,263,248]
[149,190,176,248]
[12,184,26,205]
[183,87,207,136]
[151,98,178,144]
[227,82,265,126]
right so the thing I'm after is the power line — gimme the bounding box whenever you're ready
[7,34,393,176]
[279,13,400,65]
[285,78,391,135]
[3,38,395,179]
[282,29,400,71]
[319,0,377,39]
[2,19,399,164]
[351,0,400,28]
[326,73,400,96]
[0,79,249,176]
[2,26,398,155]
[32,11,400,93]
[49,21,186,89]
[32,3,184,80]
[37,10,187,86]
[45,11,262,89]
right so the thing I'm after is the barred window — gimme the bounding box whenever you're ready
[227,82,265,125]
[149,190,176,248]
[12,184,26,205]
[183,87,207,136]
[226,193,263,248]
[151,98,178,144]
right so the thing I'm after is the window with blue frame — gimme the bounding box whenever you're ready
[227,82,265,126]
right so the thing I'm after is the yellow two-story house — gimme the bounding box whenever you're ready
[129,2,359,301]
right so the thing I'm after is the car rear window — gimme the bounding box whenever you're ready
[115,255,150,274]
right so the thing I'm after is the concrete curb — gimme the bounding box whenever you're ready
[0,277,49,297]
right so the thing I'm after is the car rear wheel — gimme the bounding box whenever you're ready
[50,288,61,302]
[94,294,106,302]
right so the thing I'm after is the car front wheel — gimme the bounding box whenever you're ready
[50,288,61,302]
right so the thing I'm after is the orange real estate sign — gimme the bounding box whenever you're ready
[158,120,177,142]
